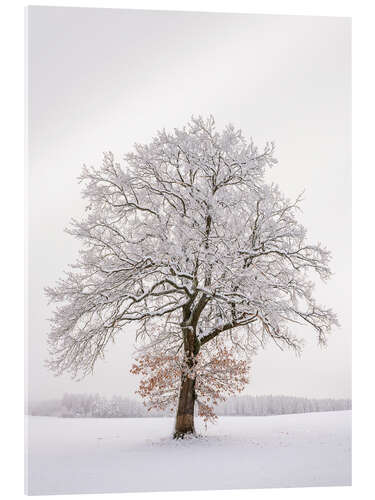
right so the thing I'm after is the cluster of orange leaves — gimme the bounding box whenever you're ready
[130,343,250,422]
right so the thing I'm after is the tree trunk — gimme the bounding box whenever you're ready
[173,372,196,439]
[173,312,200,438]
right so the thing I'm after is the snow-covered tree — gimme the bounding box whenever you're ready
[46,116,338,438]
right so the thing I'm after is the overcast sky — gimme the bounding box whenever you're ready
[27,7,351,403]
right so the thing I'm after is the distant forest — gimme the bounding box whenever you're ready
[28,393,351,418]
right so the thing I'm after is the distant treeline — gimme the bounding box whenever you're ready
[215,394,351,416]
[28,393,351,418]
[28,393,149,418]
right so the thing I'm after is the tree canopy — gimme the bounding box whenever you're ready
[46,116,337,381]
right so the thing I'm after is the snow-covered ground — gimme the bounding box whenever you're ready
[26,411,351,495]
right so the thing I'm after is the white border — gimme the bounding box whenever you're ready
[1,1,373,499]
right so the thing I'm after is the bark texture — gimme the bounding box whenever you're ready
[174,375,196,438]
[174,312,199,439]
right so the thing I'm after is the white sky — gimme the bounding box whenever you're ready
[27,6,351,402]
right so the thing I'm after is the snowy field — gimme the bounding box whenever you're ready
[26,411,351,495]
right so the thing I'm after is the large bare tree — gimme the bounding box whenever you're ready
[46,116,337,438]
